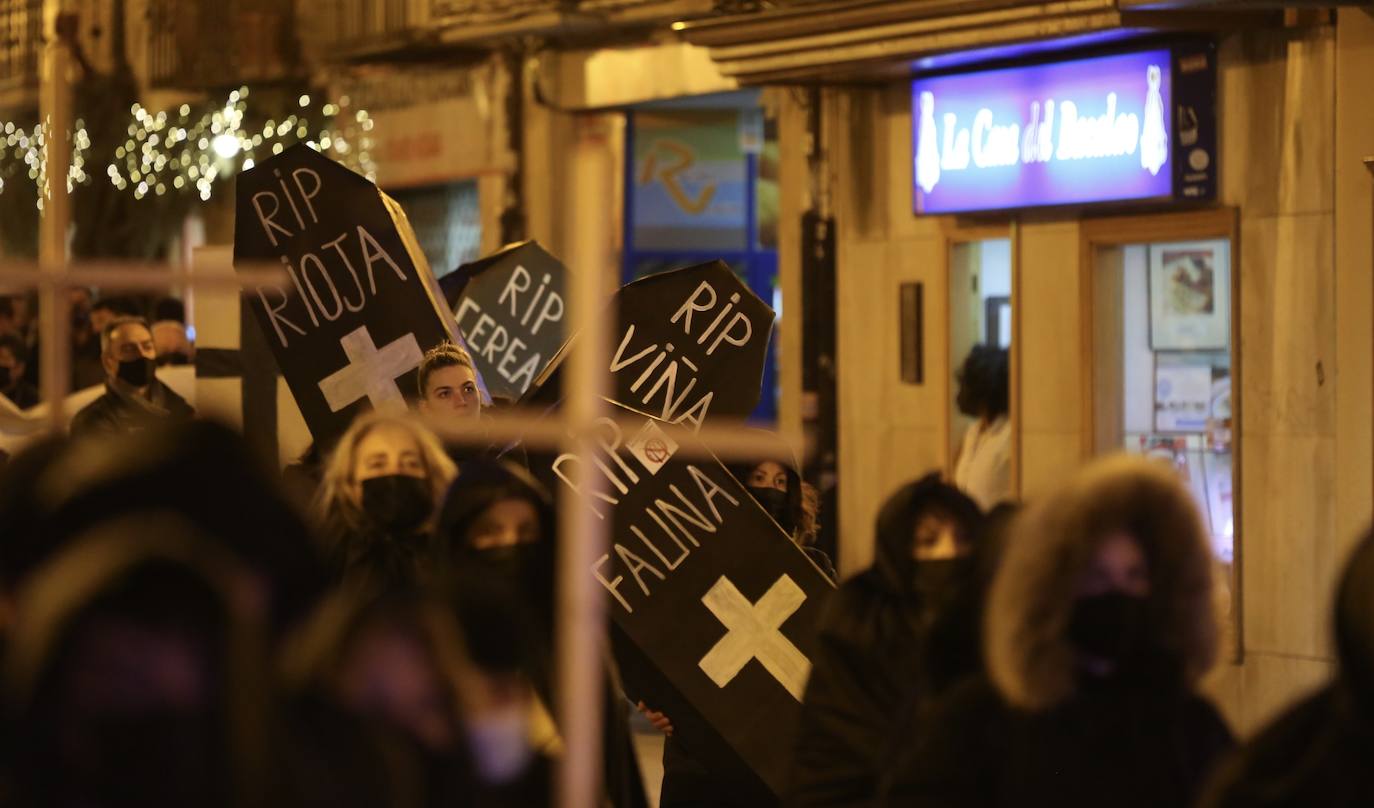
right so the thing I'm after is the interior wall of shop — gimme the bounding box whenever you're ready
[824,12,1374,736]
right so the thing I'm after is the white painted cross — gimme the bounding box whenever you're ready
[698,574,811,701]
[317,325,424,415]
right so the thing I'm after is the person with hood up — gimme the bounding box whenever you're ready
[878,454,1233,808]
[2,515,273,808]
[434,459,651,808]
[315,413,457,590]
[1197,527,1374,808]
[786,474,985,808]
[278,586,481,808]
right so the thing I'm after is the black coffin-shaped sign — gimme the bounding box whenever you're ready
[550,404,833,803]
[439,241,567,402]
[524,261,773,426]
[233,144,464,447]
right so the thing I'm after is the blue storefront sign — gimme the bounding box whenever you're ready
[912,45,1216,214]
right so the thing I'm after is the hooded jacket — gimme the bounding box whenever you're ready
[435,460,651,808]
[786,475,985,808]
[1197,529,1374,808]
[3,514,273,808]
[879,455,1233,808]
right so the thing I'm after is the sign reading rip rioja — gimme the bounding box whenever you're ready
[440,241,567,402]
[552,406,833,802]
[233,144,462,446]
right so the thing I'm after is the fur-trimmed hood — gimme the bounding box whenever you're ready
[985,455,1218,711]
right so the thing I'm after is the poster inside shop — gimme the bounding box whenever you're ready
[551,404,833,803]
[232,143,475,448]
[1153,354,1215,433]
[440,241,567,402]
[1148,239,1231,352]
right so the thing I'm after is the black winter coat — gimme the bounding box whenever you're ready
[69,379,194,438]
[1198,529,1374,808]
[786,476,984,808]
[880,672,1234,808]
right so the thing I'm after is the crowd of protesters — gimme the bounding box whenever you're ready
[0,333,1370,808]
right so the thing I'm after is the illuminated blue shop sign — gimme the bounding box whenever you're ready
[912,46,1216,214]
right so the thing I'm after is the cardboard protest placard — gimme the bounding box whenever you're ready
[232,144,466,447]
[549,404,833,803]
[524,261,774,427]
[439,241,567,402]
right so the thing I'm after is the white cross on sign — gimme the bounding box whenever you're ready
[698,575,811,701]
[317,325,424,415]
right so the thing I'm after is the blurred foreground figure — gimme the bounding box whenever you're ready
[70,316,193,438]
[879,454,1233,808]
[280,589,478,808]
[1198,527,1374,808]
[4,520,271,808]
[437,460,648,808]
[315,414,457,590]
[0,422,327,636]
[789,475,985,808]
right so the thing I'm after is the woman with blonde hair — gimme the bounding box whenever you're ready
[314,412,456,588]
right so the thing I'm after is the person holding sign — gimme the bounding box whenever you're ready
[314,413,456,590]
[418,341,484,423]
[70,317,194,438]
[789,474,985,807]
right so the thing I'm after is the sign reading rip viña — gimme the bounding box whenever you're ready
[523,260,775,427]
[552,406,834,803]
[233,143,463,446]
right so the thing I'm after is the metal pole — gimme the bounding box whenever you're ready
[555,115,614,808]
[38,2,73,427]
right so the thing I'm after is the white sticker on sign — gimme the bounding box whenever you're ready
[627,420,679,476]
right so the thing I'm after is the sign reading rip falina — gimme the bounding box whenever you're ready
[549,403,834,804]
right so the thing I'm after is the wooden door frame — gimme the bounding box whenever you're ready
[1078,206,1242,663]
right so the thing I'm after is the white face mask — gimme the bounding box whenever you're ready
[466,706,533,785]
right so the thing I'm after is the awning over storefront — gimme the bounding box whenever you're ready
[675,0,1306,84]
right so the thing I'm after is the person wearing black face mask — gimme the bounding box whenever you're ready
[878,455,1233,808]
[435,460,651,808]
[0,333,39,409]
[70,316,193,439]
[786,474,985,808]
[315,414,456,591]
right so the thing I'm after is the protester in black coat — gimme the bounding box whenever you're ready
[70,317,194,439]
[879,455,1234,808]
[4,519,274,808]
[785,474,984,808]
[436,459,651,808]
[1198,527,1374,808]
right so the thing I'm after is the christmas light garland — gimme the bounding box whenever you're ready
[0,86,373,211]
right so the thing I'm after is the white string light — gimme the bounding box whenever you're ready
[0,86,373,210]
